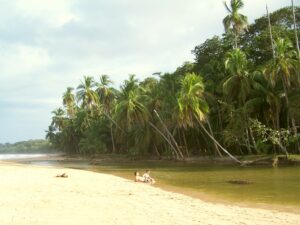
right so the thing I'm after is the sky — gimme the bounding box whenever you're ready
[0,0,294,143]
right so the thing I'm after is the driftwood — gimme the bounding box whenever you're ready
[240,155,300,167]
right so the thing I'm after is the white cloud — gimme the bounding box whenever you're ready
[13,0,76,26]
[0,0,291,142]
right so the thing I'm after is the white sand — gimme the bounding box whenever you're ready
[0,162,299,225]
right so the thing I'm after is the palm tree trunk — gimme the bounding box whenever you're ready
[266,4,275,58]
[234,32,238,49]
[148,121,180,160]
[207,120,222,157]
[249,127,258,154]
[292,0,300,56]
[110,122,116,153]
[196,118,241,164]
[281,76,290,130]
[153,110,184,159]
[181,129,189,157]
[245,128,252,154]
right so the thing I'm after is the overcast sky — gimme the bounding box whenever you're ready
[0,0,294,143]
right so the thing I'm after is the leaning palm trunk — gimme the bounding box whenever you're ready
[148,121,180,159]
[195,117,241,164]
[153,110,184,159]
[207,120,223,157]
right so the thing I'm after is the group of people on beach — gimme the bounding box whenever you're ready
[134,170,156,184]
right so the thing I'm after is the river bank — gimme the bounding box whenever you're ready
[0,162,299,225]
[2,153,300,212]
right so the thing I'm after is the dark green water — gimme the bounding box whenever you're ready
[29,159,300,211]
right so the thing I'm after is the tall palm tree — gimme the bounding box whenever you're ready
[51,108,66,131]
[96,74,116,153]
[63,87,76,118]
[265,38,299,125]
[178,73,240,163]
[223,48,251,107]
[115,75,148,129]
[45,125,56,142]
[223,48,253,153]
[76,76,98,110]
[223,0,248,48]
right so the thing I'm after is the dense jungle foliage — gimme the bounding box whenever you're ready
[46,3,300,160]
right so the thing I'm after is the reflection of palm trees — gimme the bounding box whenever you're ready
[223,0,248,48]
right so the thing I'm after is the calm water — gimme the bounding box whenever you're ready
[86,161,300,211]
[2,154,300,211]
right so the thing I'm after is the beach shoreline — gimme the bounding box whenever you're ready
[3,154,300,214]
[0,161,299,225]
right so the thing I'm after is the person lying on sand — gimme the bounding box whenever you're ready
[134,171,145,182]
[142,170,156,184]
[56,173,68,178]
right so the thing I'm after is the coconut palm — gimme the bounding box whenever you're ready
[223,48,251,107]
[45,125,56,141]
[265,38,299,127]
[223,48,254,152]
[51,108,66,131]
[223,0,248,48]
[63,87,76,118]
[96,75,116,153]
[178,73,240,163]
[115,75,148,129]
[76,76,98,110]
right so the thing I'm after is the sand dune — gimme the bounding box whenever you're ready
[0,162,299,225]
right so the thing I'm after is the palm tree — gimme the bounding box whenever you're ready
[223,48,251,107]
[76,76,98,110]
[113,75,149,153]
[45,125,56,142]
[265,38,299,151]
[265,38,299,127]
[51,108,66,131]
[178,73,240,163]
[63,87,76,118]
[115,75,148,129]
[96,74,116,153]
[223,48,253,153]
[223,0,248,48]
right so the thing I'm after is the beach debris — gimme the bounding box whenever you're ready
[55,173,68,178]
[227,180,252,185]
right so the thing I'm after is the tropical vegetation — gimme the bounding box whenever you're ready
[0,140,52,153]
[47,4,300,161]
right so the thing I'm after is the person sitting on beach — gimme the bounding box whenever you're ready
[134,171,145,182]
[142,169,156,184]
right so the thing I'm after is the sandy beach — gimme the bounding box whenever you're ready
[0,162,299,225]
